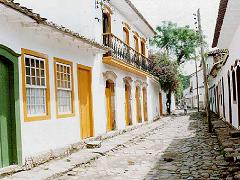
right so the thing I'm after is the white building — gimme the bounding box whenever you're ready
[208,0,240,129]
[0,0,165,168]
[183,69,205,109]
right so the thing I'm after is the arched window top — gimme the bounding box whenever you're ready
[142,82,148,88]
[103,71,117,83]
[135,80,142,87]
[123,76,133,84]
[103,4,113,15]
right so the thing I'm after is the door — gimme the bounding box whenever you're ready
[135,87,142,123]
[143,88,148,121]
[228,74,232,124]
[237,67,240,125]
[105,81,116,131]
[125,84,132,126]
[159,92,163,116]
[78,65,93,139]
[0,59,13,167]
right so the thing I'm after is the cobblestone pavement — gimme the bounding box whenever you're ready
[57,113,228,180]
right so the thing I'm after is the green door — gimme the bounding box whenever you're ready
[0,59,13,167]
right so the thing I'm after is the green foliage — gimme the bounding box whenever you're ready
[175,74,190,100]
[179,74,190,90]
[151,21,201,64]
[149,53,180,93]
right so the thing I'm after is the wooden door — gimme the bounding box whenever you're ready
[105,81,115,131]
[0,59,13,167]
[135,87,140,123]
[159,93,163,116]
[78,65,93,139]
[125,84,132,126]
[143,88,148,121]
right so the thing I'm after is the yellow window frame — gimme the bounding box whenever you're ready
[54,57,75,119]
[21,48,51,122]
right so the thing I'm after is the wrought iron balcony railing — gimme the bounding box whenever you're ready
[103,33,150,73]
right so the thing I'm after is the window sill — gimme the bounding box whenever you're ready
[24,114,51,122]
[57,113,75,119]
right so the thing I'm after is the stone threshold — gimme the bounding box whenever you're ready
[0,116,163,179]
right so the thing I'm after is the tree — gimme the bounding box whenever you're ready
[149,53,180,114]
[151,21,201,64]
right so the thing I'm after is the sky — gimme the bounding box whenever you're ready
[131,0,220,75]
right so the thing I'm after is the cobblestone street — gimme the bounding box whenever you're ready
[4,113,229,180]
[57,113,227,180]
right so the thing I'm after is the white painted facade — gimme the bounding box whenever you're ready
[0,0,163,165]
[183,70,205,109]
[208,0,240,129]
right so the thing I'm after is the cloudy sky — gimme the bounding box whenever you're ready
[131,0,220,75]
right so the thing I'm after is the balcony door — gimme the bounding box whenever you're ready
[141,40,146,56]
[123,28,130,46]
[134,35,139,52]
[103,13,111,34]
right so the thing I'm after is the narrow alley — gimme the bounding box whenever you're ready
[5,112,228,179]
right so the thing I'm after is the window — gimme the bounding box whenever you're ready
[232,70,236,101]
[22,49,50,121]
[123,27,129,45]
[54,58,74,118]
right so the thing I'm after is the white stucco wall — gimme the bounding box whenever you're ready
[0,3,161,162]
[209,23,240,129]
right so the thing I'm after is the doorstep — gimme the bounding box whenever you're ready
[1,118,167,179]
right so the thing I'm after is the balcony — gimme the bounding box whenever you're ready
[103,33,151,77]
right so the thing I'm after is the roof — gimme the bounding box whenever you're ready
[212,0,229,48]
[124,0,156,35]
[0,0,110,51]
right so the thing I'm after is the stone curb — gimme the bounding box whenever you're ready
[0,116,167,178]
[210,113,240,179]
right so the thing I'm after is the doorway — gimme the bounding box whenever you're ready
[228,73,232,124]
[105,80,116,131]
[125,83,132,126]
[159,92,163,116]
[142,87,148,121]
[135,86,142,123]
[237,66,240,126]
[77,65,94,139]
[0,57,18,167]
